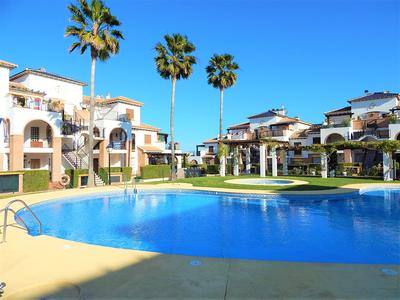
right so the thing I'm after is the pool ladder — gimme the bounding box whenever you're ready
[123,177,138,194]
[0,199,42,243]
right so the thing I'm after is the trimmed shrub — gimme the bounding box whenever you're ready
[141,165,171,179]
[99,167,132,184]
[23,170,49,192]
[66,169,88,188]
[206,164,219,174]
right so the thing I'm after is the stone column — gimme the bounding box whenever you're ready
[383,151,393,181]
[125,140,130,167]
[9,135,23,171]
[344,149,352,163]
[245,147,251,174]
[321,152,328,178]
[281,149,288,175]
[233,146,239,176]
[260,144,266,177]
[271,146,278,177]
[52,137,62,182]
[219,155,226,177]
[99,140,109,168]
[177,155,182,169]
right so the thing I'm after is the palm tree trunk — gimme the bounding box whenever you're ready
[219,88,224,141]
[219,88,225,177]
[170,76,177,180]
[87,55,96,187]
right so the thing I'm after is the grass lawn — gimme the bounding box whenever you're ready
[151,175,392,191]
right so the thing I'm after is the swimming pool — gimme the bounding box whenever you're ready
[18,188,400,264]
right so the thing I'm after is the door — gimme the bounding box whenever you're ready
[30,159,40,169]
[93,158,99,174]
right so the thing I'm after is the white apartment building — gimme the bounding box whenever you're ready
[0,59,182,185]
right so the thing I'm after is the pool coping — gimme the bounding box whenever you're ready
[1,182,400,298]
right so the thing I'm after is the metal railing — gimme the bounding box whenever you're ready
[1,199,42,242]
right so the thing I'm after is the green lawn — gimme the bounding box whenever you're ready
[152,175,391,191]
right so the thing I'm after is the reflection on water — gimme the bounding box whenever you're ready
[18,189,400,264]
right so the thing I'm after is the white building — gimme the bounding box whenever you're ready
[0,59,183,186]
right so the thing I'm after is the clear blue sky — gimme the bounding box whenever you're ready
[1,0,399,151]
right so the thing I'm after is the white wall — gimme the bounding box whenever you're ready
[249,115,281,131]
[24,153,51,170]
[351,97,397,119]
[10,107,62,137]
[0,67,10,104]
[320,126,352,144]
[12,74,84,116]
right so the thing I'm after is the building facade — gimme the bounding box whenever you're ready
[0,59,182,185]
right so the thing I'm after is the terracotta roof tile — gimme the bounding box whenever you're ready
[0,60,17,69]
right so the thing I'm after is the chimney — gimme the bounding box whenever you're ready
[38,67,46,72]
[106,93,111,99]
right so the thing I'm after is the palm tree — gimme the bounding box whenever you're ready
[65,0,123,187]
[154,34,196,180]
[206,54,239,176]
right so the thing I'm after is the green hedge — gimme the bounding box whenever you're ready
[99,167,132,184]
[23,170,49,192]
[206,164,219,174]
[141,165,171,179]
[64,169,88,188]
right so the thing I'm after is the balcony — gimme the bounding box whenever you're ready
[350,129,389,140]
[109,141,126,150]
[12,97,62,113]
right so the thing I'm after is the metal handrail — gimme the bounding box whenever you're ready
[1,199,42,242]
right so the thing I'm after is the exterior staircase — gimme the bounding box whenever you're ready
[62,150,105,187]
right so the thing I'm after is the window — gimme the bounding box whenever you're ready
[312,137,321,144]
[294,142,302,156]
[208,146,214,153]
[31,127,39,141]
[144,134,152,144]
[126,109,134,121]
[30,159,40,169]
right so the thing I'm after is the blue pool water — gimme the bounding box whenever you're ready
[18,188,400,264]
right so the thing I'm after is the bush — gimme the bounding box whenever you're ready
[98,167,132,184]
[141,165,171,179]
[64,169,88,188]
[206,164,219,174]
[23,170,49,192]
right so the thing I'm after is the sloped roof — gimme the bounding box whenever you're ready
[289,129,309,139]
[269,116,311,126]
[137,145,163,153]
[347,92,399,103]
[9,82,46,97]
[324,106,352,116]
[289,124,321,139]
[10,68,86,86]
[132,123,160,132]
[83,95,144,107]
[247,110,279,119]
[203,137,219,144]
[228,122,250,130]
[0,60,17,69]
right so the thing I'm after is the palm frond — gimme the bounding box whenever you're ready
[65,0,124,60]
[206,53,239,89]
[154,33,197,80]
